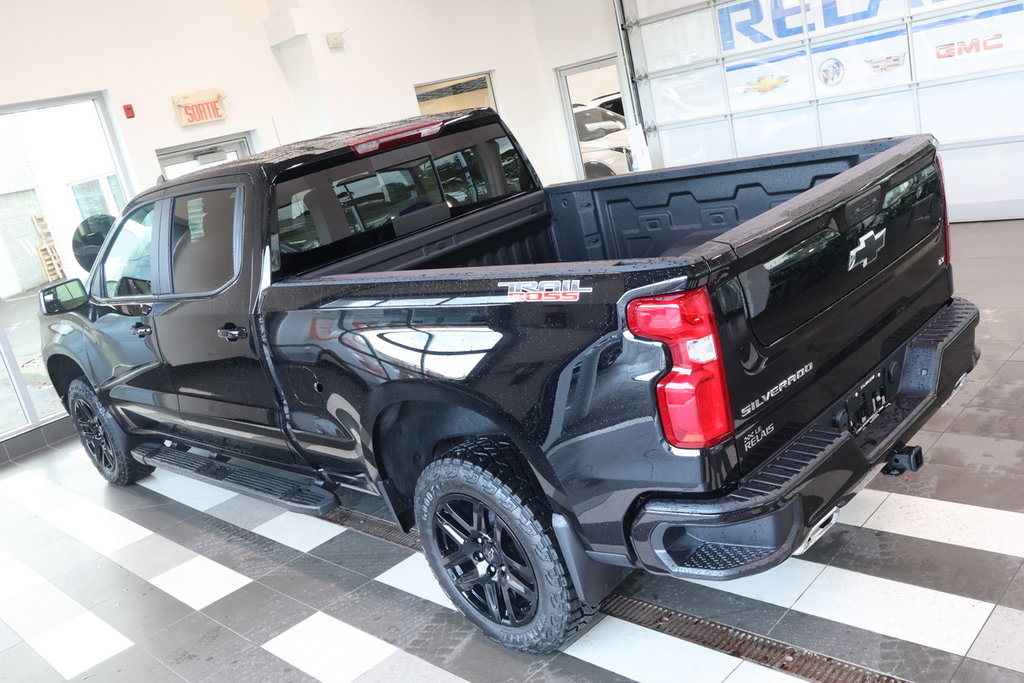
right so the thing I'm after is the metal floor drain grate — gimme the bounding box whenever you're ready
[322,508,906,683]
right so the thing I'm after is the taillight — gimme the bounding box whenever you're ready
[351,121,444,156]
[626,288,733,449]
[934,153,952,268]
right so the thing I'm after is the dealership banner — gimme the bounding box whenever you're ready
[912,3,1024,80]
[717,0,994,54]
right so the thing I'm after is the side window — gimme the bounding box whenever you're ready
[170,189,238,294]
[275,157,444,260]
[99,203,156,298]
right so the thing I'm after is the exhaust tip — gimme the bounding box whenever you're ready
[883,444,923,476]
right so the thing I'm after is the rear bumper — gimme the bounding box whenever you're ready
[629,297,980,580]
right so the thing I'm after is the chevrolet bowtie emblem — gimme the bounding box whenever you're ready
[848,228,887,271]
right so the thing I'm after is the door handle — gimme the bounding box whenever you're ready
[217,325,248,342]
[129,323,152,338]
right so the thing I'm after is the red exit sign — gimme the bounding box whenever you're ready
[172,89,227,127]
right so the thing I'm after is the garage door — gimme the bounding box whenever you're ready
[620,0,1024,221]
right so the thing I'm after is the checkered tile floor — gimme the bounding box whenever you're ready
[1,221,1023,682]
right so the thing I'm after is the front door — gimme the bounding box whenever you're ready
[149,177,297,465]
[87,200,178,431]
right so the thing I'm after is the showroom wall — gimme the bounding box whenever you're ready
[0,0,621,194]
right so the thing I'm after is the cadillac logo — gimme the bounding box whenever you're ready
[848,229,887,271]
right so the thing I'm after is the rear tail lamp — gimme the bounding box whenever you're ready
[626,288,734,449]
[351,121,444,156]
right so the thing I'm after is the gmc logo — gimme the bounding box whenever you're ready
[936,34,1003,59]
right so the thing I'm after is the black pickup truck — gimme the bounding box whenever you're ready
[40,108,978,653]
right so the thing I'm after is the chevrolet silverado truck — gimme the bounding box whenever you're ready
[40,108,979,653]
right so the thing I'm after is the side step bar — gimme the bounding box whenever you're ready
[132,443,339,516]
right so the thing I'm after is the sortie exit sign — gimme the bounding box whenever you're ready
[172,89,227,127]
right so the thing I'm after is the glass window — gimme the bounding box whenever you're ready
[100,203,156,298]
[170,189,238,294]
[415,73,496,115]
[275,130,537,273]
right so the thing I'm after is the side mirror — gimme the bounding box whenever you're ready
[72,214,115,272]
[39,279,88,315]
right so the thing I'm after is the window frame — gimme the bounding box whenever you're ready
[88,198,166,302]
[162,183,245,298]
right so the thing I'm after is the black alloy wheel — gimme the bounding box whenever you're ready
[433,493,538,627]
[72,395,116,476]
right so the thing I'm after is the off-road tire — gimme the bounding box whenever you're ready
[67,378,154,486]
[413,436,596,654]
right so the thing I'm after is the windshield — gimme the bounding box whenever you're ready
[573,107,627,142]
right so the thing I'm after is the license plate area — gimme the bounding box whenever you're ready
[845,370,893,435]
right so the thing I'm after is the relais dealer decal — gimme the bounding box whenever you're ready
[498,280,593,302]
[718,0,968,52]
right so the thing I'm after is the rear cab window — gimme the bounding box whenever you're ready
[273,122,537,275]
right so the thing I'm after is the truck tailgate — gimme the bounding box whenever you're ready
[713,136,954,468]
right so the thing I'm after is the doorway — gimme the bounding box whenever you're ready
[557,56,635,180]
[156,133,253,181]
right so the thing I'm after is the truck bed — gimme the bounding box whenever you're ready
[296,139,893,276]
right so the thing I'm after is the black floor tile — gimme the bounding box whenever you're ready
[948,406,1024,443]
[871,461,1024,514]
[621,571,789,634]
[71,645,182,682]
[528,652,635,683]
[50,556,152,609]
[197,645,318,683]
[257,553,369,610]
[322,580,453,650]
[1000,563,1024,612]
[160,512,301,579]
[0,514,66,556]
[767,610,963,683]
[309,530,415,578]
[117,498,202,533]
[413,621,553,683]
[4,429,48,459]
[927,433,1024,479]
[91,581,195,642]
[202,581,315,645]
[140,611,256,682]
[950,657,1024,683]
[816,527,1022,604]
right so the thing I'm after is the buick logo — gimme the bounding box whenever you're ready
[848,229,886,271]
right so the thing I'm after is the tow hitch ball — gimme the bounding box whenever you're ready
[882,445,924,476]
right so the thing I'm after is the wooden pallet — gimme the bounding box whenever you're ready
[33,213,65,281]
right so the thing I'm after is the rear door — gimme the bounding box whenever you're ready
[148,175,296,465]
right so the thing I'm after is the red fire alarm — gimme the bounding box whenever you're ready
[123,104,135,119]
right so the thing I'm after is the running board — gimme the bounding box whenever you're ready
[133,443,338,515]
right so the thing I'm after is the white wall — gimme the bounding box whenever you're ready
[0,0,623,194]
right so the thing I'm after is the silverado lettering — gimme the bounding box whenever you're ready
[741,363,814,416]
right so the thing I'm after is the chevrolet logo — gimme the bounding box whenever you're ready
[848,229,886,271]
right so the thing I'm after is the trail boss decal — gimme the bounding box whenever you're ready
[498,280,593,302]
[741,363,814,416]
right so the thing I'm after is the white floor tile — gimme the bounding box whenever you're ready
[27,611,132,679]
[374,554,455,610]
[0,582,85,639]
[836,488,889,527]
[137,469,238,511]
[251,511,345,552]
[0,558,47,603]
[724,661,802,682]
[968,605,1024,674]
[792,566,994,655]
[0,544,12,564]
[564,616,741,683]
[263,612,397,683]
[864,492,1024,557]
[686,558,825,608]
[150,555,251,610]
[45,501,151,555]
[354,650,468,682]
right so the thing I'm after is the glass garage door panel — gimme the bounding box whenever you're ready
[660,120,733,165]
[819,91,916,145]
[0,356,28,434]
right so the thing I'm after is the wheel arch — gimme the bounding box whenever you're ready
[46,353,89,411]
[365,383,568,531]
